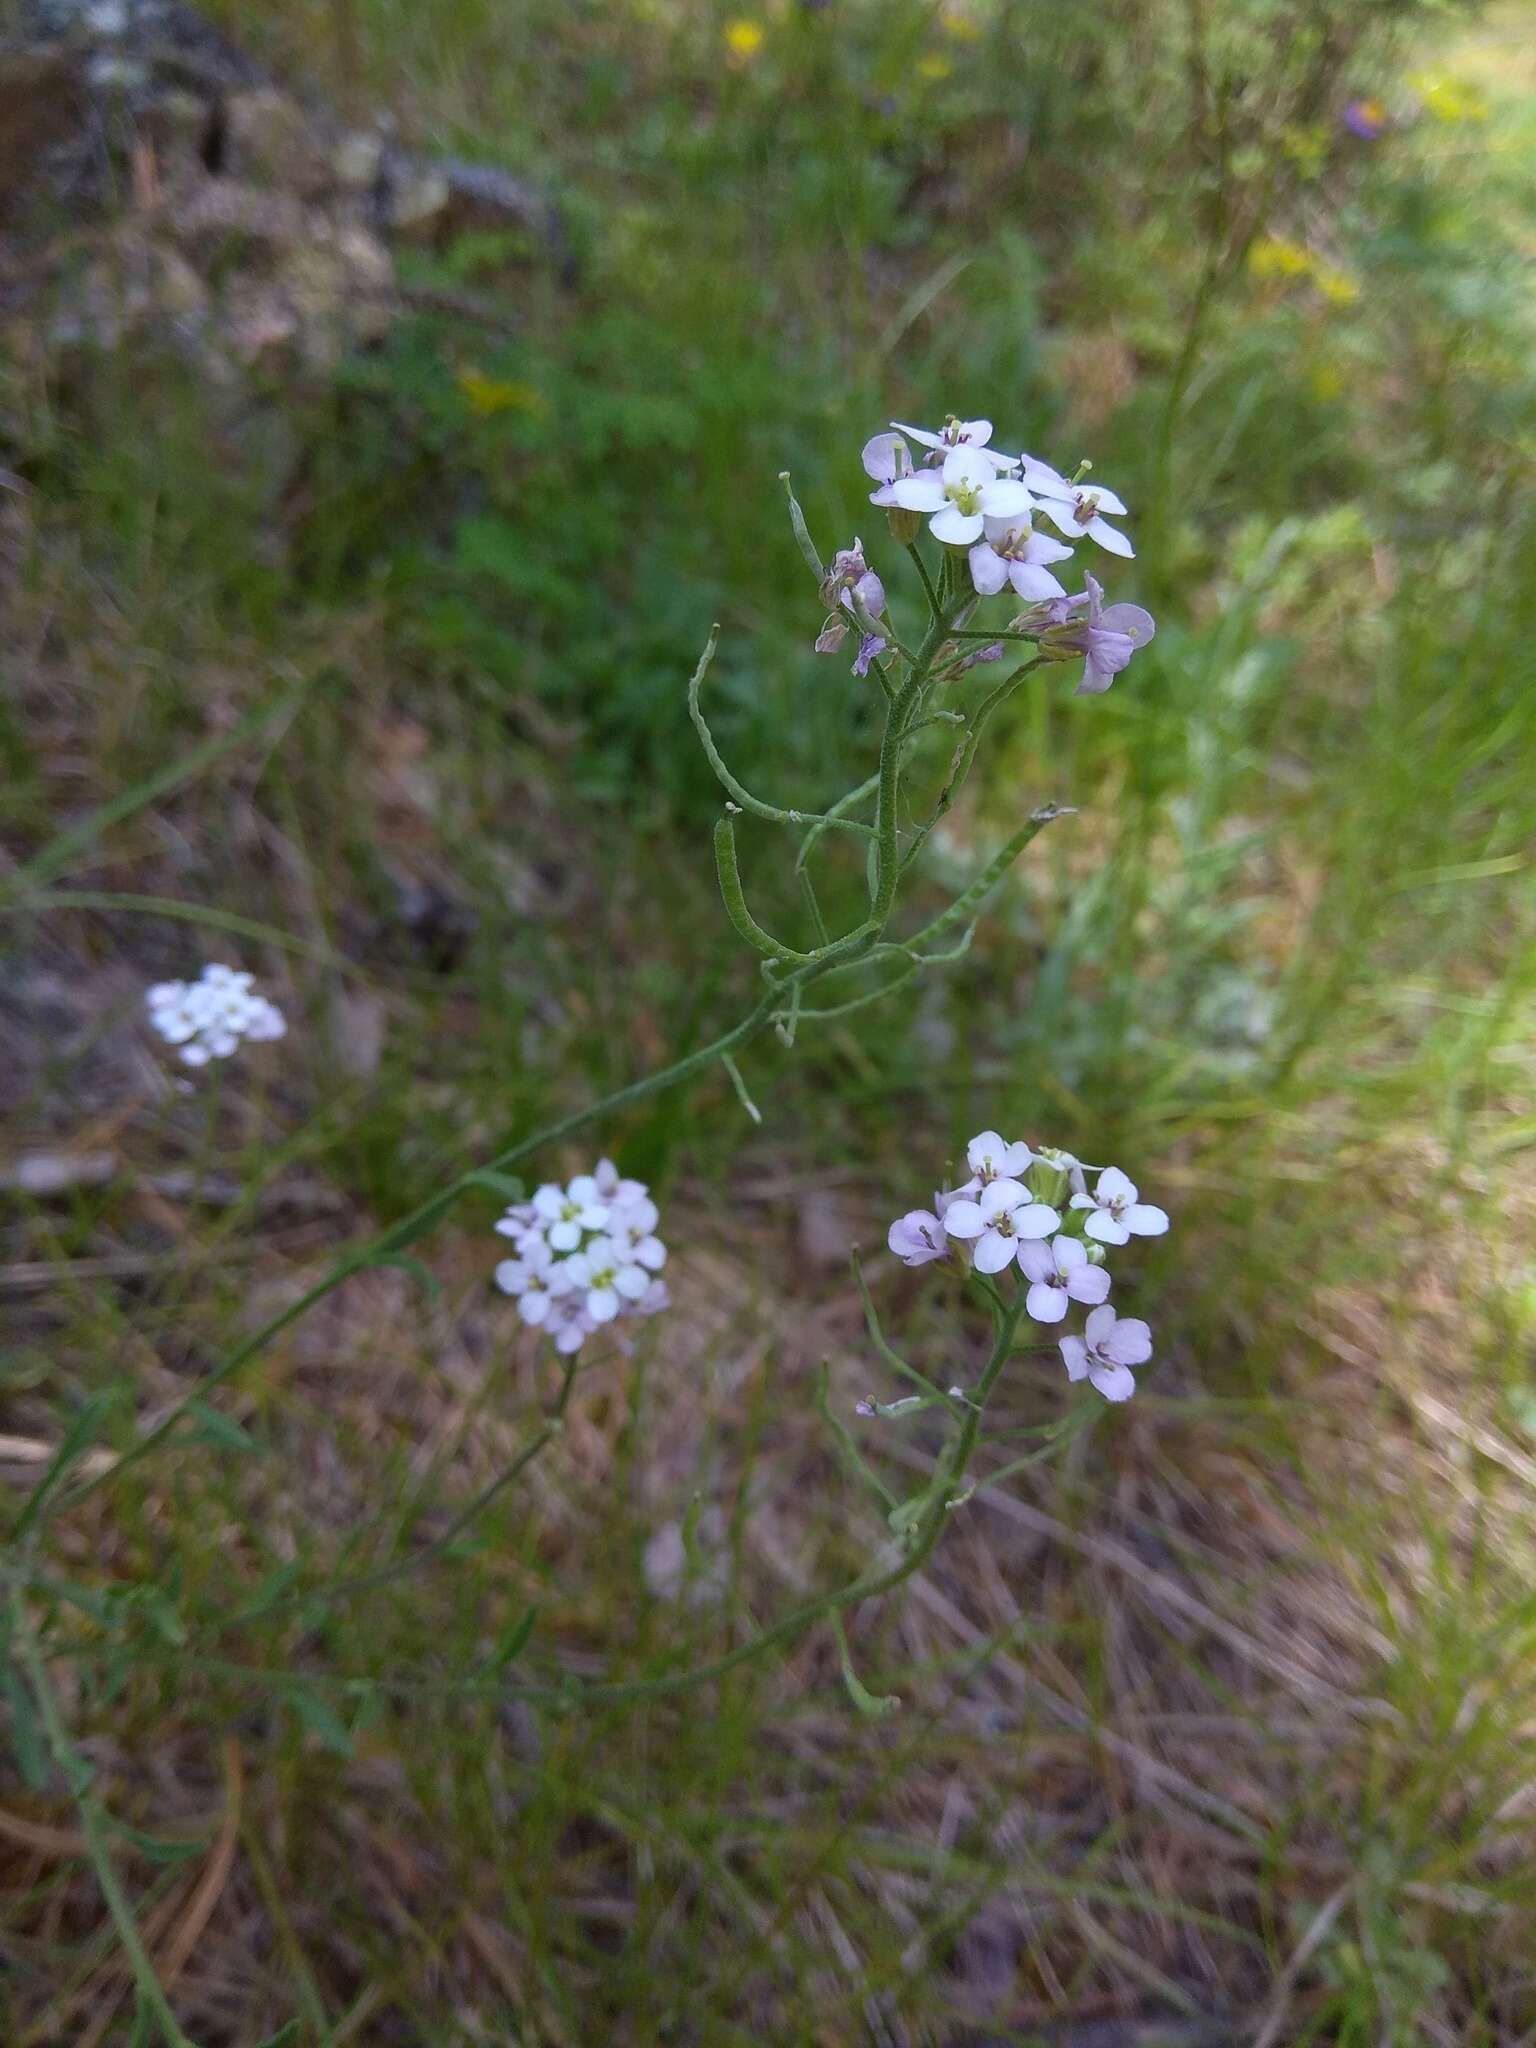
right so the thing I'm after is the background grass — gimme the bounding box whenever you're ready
[3,0,1536,2041]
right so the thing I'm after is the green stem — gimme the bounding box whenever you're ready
[10,1588,198,2048]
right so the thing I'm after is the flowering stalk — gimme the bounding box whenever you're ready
[41,411,1163,1720]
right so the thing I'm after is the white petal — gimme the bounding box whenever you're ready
[976,478,1034,520]
[532,1184,564,1219]
[1084,484,1128,516]
[548,1219,581,1252]
[614,1264,650,1300]
[519,1290,552,1326]
[930,505,984,546]
[494,1259,528,1294]
[969,544,1009,596]
[1009,561,1065,600]
[979,1177,1028,1219]
[1126,1204,1169,1237]
[967,1131,1006,1173]
[891,421,946,453]
[972,1231,1019,1274]
[1026,1281,1069,1323]
[890,473,947,512]
[634,1236,667,1270]
[1089,1361,1137,1402]
[999,1141,1033,1176]
[576,1201,609,1229]
[567,1174,602,1204]
[180,1042,211,1066]
[942,1199,987,1239]
[1095,1167,1135,1205]
[1035,500,1080,539]
[1089,1212,1138,1245]
[587,1287,620,1324]
[957,417,993,443]
[1052,1235,1087,1272]
[1086,516,1135,558]
[1011,1202,1061,1240]
[941,445,992,490]
[1018,454,1073,496]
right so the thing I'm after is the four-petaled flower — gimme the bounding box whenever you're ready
[888,445,1035,547]
[968,516,1074,600]
[1042,573,1156,696]
[965,1129,1033,1184]
[1034,476,1134,557]
[943,1178,1060,1273]
[532,1176,609,1251]
[1059,1304,1152,1402]
[888,1208,949,1267]
[563,1233,653,1323]
[1017,1234,1111,1323]
[1070,1165,1169,1245]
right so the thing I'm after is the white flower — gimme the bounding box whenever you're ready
[1059,1304,1152,1402]
[145,964,286,1066]
[943,1178,1060,1273]
[562,1233,651,1324]
[968,516,1074,600]
[888,445,1035,547]
[610,1209,668,1273]
[1017,1235,1111,1323]
[532,1176,609,1251]
[890,416,1017,472]
[1069,1167,1169,1246]
[1033,477,1134,558]
[965,1129,1033,1184]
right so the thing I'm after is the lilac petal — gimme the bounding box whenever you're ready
[1026,1280,1069,1323]
[494,1260,526,1294]
[1096,1167,1136,1205]
[1099,604,1156,647]
[1083,1304,1118,1346]
[1016,1239,1057,1283]
[972,1231,1019,1274]
[969,544,1010,596]
[1126,1203,1169,1237]
[815,621,849,655]
[852,633,888,677]
[1101,1316,1153,1367]
[942,1198,987,1239]
[890,473,948,512]
[1089,1361,1137,1402]
[868,483,903,506]
[1067,1264,1112,1306]
[862,431,910,484]
[888,1210,947,1266]
[1059,1335,1089,1382]
[930,505,985,546]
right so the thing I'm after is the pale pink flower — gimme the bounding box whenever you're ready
[1069,1166,1169,1247]
[943,1178,1060,1274]
[1059,1304,1152,1402]
[1017,1235,1111,1323]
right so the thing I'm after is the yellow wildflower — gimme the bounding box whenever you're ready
[940,7,983,40]
[724,18,765,60]
[456,370,546,420]
[1248,236,1312,282]
[916,52,953,81]
[1407,71,1489,123]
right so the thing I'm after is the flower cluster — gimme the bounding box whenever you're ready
[145,965,286,1067]
[852,413,1155,696]
[494,1159,669,1356]
[887,1131,1168,1402]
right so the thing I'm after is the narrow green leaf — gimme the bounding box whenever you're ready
[10,1388,119,1542]
[489,1605,539,1670]
[252,2022,302,2046]
[183,1399,257,1453]
[462,1170,527,1203]
[0,1660,48,1790]
[287,1684,354,1757]
[362,1252,442,1300]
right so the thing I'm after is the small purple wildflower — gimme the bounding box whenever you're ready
[1041,573,1156,695]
